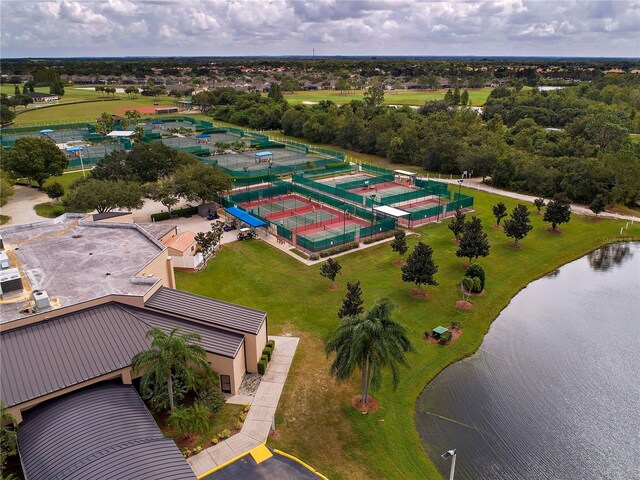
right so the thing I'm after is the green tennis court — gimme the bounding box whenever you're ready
[245,198,309,217]
[300,222,362,240]
[275,210,337,231]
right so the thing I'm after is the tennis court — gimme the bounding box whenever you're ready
[348,181,418,198]
[314,172,375,186]
[214,149,320,172]
[242,194,312,218]
[400,197,441,212]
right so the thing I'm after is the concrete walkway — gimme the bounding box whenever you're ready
[439,176,639,222]
[0,185,48,226]
[187,335,299,477]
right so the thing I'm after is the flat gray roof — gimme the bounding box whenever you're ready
[1,302,244,407]
[138,222,178,241]
[146,287,267,335]
[17,384,195,480]
[0,218,163,323]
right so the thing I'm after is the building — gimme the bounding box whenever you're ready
[24,92,59,102]
[0,215,267,423]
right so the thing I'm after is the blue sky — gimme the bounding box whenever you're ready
[1,0,638,58]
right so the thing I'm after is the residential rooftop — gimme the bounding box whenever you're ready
[0,217,164,323]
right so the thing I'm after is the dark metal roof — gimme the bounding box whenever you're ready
[146,287,266,335]
[1,303,244,407]
[1,304,149,408]
[124,306,244,359]
[17,384,195,480]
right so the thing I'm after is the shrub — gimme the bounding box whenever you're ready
[243,403,251,413]
[235,420,244,429]
[451,320,463,330]
[150,206,198,222]
[220,429,231,439]
[183,449,192,457]
[258,359,267,375]
[212,437,220,445]
[51,204,66,216]
[290,248,309,259]
[362,231,396,244]
[309,253,320,261]
[261,354,269,364]
[266,340,275,350]
[262,346,273,361]
[319,241,359,258]
[240,413,247,421]
[424,330,430,338]
[438,331,452,344]
[151,211,171,222]
[45,181,64,200]
[198,388,226,414]
[193,446,202,454]
[464,264,485,292]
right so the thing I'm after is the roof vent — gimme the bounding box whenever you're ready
[32,290,51,311]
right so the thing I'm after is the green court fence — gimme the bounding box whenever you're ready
[446,193,474,212]
[297,231,357,253]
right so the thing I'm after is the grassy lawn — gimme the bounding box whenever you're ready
[176,187,640,480]
[10,93,178,126]
[17,171,86,192]
[33,202,63,218]
[0,214,10,225]
[283,88,492,106]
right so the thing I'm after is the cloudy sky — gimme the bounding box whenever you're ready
[1,0,638,58]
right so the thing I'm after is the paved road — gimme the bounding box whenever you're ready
[441,177,639,222]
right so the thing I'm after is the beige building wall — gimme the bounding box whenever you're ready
[157,227,178,244]
[207,344,246,395]
[135,249,175,289]
[244,321,268,373]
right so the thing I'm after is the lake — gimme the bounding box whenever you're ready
[416,243,640,480]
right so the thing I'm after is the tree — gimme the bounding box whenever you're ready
[194,223,224,258]
[533,197,546,214]
[45,181,64,201]
[503,204,533,246]
[461,89,469,106]
[96,111,115,135]
[363,84,384,112]
[125,109,142,125]
[3,136,68,188]
[147,178,179,216]
[401,242,438,290]
[320,258,342,286]
[444,89,454,105]
[453,87,461,105]
[132,327,207,412]
[13,84,19,95]
[0,104,16,125]
[50,82,65,96]
[338,281,364,319]
[326,298,414,405]
[0,402,17,469]
[168,403,210,437]
[543,194,571,231]
[267,83,284,102]
[456,216,490,265]
[589,194,606,217]
[0,171,15,207]
[448,209,466,241]
[174,162,232,204]
[65,179,143,213]
[492,202,508,226]
[390,229,408,258]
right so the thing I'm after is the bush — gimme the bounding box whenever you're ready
[261,354,269,364]
[235,420,244,429]
[198,388,226,414]
[438,331,453,344]
[424,330,430,338]
[451,320,463,330]
[266,340,275,350]
[362,231,396,244]
[262,346,273,361]
[220,428,231,439]
[258,359,267,375]
[290,248,309,259]
[464,264,485,292]
[319,241,359,258]
[309,253,320,261]
[151,211,171,221]
[51,204,66,216]
[150,206,199,222]
[45,181,64,200]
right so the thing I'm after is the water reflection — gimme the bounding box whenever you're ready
[587,242,633,271]
[416,243,640,480]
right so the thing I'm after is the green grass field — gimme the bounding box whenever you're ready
[283,88,492,106]
[176,187,640,480]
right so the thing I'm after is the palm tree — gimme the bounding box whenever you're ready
[132,327,207,412]
[0,402,17,469]
[326,298,414,405]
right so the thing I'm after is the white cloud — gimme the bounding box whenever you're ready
[0,0,638,57]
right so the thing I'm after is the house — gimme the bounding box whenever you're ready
[164,231,203,270]
[0,214,268,424]
[25,92,59,102]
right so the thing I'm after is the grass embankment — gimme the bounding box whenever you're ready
[176,186,640,480]
[283,88,492,107]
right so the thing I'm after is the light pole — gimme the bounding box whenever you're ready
[457,179,463,209]
[341,202,347,239]
[436,191,442,222]
[441,449,457,480]
[370,194,376,227]
[268,160,273,199]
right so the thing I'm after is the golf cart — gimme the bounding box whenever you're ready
[237,228,256,241]
[222,219,237,232]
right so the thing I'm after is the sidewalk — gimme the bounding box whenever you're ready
[187,335,299,477]
[439,177,639,222]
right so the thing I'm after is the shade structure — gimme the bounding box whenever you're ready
[225,207,267,228]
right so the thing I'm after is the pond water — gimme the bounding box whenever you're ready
[416,243,639,480]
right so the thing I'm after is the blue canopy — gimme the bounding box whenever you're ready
[66,146,83,153]
[40,129,54,134]
[255,151,273,158]
[225,207,267,228]
[195,133,211,139]
[151,121,164,125]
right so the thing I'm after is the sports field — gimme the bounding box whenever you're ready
[283,88,493,106]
